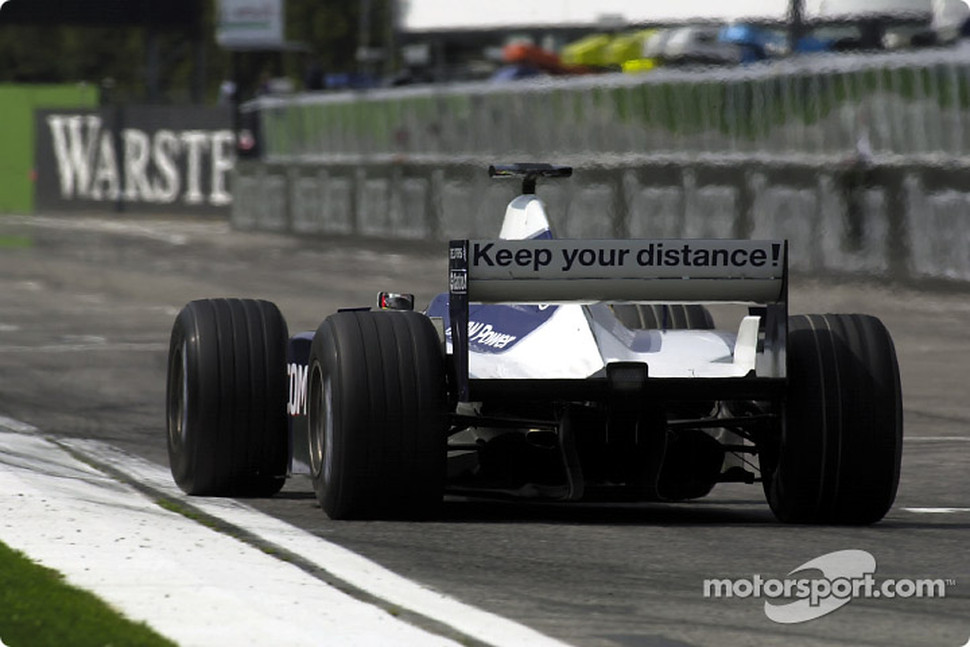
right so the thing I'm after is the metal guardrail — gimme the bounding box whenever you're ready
[249,44,970,163]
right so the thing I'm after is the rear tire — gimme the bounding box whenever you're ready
[167,298,289,497]
[612,304,715,330]
[307,311,447,520]
[763,314,902,524]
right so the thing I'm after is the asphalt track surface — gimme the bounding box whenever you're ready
[0,214,967,647]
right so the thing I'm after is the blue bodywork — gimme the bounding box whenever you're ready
[425,293,557,354]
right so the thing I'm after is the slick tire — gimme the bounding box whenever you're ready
[762,314,903,524]
[167,298,289,497]
[612,304,715,330]
[307,310,448,520]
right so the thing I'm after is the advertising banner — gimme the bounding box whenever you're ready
[35,106,234,215]
[216,0,284,49]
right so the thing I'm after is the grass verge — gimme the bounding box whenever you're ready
[0,235,32,249]
[0,541,175,647]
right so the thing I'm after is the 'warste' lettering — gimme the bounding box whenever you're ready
[46,114,233,207]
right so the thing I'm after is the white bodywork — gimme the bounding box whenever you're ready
[458,304,760,380]
[499,195,554,241]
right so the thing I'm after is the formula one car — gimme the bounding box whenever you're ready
[166,163,903,524]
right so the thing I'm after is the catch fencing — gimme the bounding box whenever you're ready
[250,45,970,162]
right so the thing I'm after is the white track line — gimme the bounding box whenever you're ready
[0,416,40,434]
[5,214,197,246]
[0,415,572,647]
[63,437,574,647]
[0,429,461,647]
[902,508,970,514]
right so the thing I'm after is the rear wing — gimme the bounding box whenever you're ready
[448,238,788,401]
[452,239,785,303]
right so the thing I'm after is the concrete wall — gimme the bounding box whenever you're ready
[232,158,970,286]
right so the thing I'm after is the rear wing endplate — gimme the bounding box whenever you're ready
[448,238,788,401]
